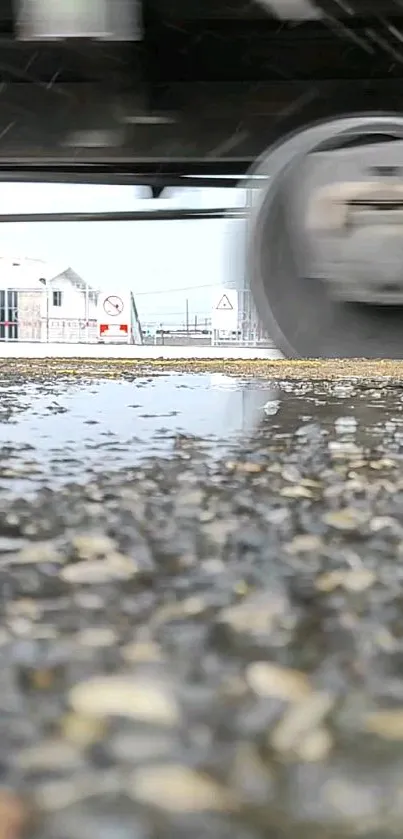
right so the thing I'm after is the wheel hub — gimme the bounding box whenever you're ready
[308,180,403,305]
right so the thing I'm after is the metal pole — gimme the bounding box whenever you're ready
[0,208,245,224]
[84,281,89,343]
[46,284,49,343]
[5,289,8,343]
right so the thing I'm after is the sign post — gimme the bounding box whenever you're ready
[97,291,131,342]
[211,288,239,344]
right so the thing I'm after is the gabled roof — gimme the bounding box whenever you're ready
[0,256,97,294]
[49,266,97,295]
[0,256,51,289]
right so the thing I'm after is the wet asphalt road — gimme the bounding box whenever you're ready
[3,361,403,837]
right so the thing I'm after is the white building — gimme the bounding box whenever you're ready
[0,256,99,342]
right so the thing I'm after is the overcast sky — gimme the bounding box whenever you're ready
[0,183,246,326]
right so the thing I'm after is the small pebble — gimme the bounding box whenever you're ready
[4,542,63,565]
[246,662,311,702]
[270,693,335,754]
[370,516,399,532]
[17,740,82,771]
[71,534,116,560]
[295,727,333,762]
[285,534,324,554]
[75,627,118,647]
[121,641,164,663]
[263,400,280,416]
[69,676,180,726]
[334,417,357,434]
[280,486,313,499]
[323,508,368,531]
[220,591,287,636]
[226,461,263,474]
[364,709,403,740]
[61,713,107,748]
[342,569,376,592]
[35,772,121,812]
[316,568,375,593]
[127,764,236,812]
[328,441,363,457]
[61,555,138,584]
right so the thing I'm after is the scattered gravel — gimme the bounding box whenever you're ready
[1,363,403,837]
[3,357,403,379]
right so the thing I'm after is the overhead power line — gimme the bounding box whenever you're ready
[135,282,222,296]
[139,310,212,317]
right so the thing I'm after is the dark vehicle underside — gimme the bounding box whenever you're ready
[5,0,403,357]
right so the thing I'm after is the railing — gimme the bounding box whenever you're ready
[0,287,272,347]
[0,317,99,343]
[141,322,273,348]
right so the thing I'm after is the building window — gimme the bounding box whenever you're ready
[53,291,63,307]
[0,290,18,341]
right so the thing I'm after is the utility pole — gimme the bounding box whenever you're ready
[185,298,189,333]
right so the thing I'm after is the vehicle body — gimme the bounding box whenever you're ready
[4,0,403,357]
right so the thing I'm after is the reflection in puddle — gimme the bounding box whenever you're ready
[0,372,402,494]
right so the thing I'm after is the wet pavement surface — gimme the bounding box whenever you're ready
[3,361,403,837]
[0,371,277,495]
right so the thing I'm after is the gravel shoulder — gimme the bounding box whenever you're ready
[2,357,403,380]
[0,368,402,838]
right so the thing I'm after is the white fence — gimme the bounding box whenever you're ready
[142,289,273,348]
[141,325,273,348]
[0,286,273,348]
[0,285,146,344]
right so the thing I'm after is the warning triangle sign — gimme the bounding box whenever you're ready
[215,294,233,311]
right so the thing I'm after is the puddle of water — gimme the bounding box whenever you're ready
[0,372,402,495]
[0,374,277,493]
